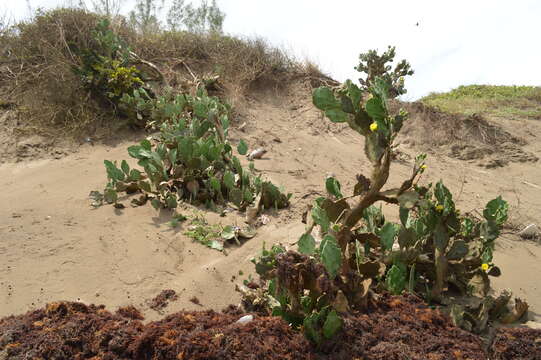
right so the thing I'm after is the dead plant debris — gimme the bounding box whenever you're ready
[148,289,179,311]
[1,296,539,359]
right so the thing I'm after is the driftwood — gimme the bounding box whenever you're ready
[129,51,165,84]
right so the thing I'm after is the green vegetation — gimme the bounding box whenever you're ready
[183,213,256,251]
[101,84,290,212]
[0,6,316,255]
[422,85,541,119]
[184,214,225,250]
[0,7,312,136]
[79,19,291,234]
[245,49,518,345]
[74,19,148,126]
[355,45,414,97]
[425,84,541,99]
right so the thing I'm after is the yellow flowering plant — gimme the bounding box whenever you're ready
[481,263,489,271]
[74,19,149,126]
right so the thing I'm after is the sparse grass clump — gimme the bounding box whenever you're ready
[422,85,541,120]
[184,213,224,250]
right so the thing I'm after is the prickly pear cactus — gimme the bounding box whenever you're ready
[244,48,520,345]
[100,87,290,213]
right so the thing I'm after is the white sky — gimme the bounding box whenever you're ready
[3,0,540,100]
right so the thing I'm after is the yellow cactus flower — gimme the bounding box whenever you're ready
[435,204,444,212]
[481,263,489,271]
[421,164,427,170]
[370,122,378,132]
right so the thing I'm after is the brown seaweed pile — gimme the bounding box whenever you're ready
[490,327,541,360]
[1,295,539,360]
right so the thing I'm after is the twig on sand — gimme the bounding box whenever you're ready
[522,181,541,190]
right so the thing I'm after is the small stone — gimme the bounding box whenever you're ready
[519,224,540,239]
[247,148,267,160]
[236,314,254,324]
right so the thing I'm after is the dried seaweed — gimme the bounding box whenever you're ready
[2,297,538,359]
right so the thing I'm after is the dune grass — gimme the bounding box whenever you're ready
[421,85,541,120]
